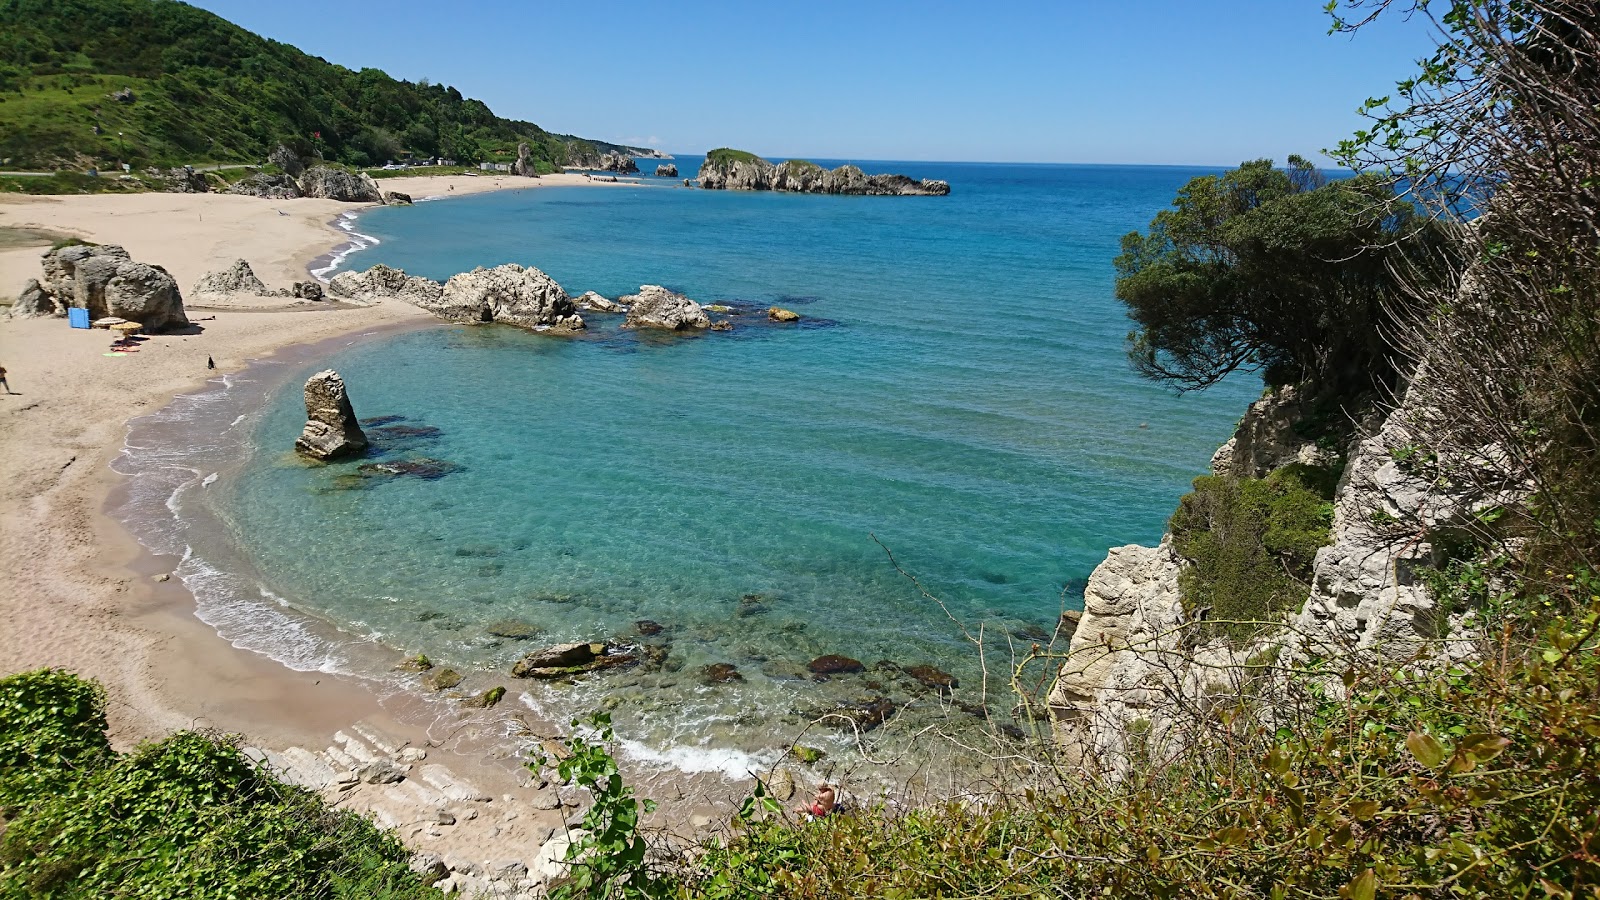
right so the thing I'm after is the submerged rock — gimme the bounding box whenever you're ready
[767,306,800,322]
[807,654,866,677]
[903,664,959,693]
[620,285,710,331]
[702,663,744,684]
[811,696,897,731]
[356,457,462,480]
[636,620,665,636]
[485,619,541,640]
[422,667,463,691]
[464,686,507,708]
[510,641,636,679]
[294,370,368,460]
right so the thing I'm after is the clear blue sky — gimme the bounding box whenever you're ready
[187,0,1437,166]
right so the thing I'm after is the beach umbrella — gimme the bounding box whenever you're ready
[111,321,142,333]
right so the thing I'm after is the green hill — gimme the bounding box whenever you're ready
[0,0,646,171]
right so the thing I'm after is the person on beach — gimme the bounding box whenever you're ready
[207,356,216,370]
[0,364,11,394]
[794,783,837,818]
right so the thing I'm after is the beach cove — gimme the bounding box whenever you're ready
[1,161,1258,840]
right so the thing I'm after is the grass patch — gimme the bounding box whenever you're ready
[705,147,765,166]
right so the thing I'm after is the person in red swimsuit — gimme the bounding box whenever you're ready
[794,783,837,818]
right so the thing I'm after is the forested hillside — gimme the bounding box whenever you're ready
[0,0,648,170]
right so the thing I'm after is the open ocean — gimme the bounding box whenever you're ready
[115,157,1259,776]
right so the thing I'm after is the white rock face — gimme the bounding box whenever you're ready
[1051,377,1494,772]
[620,284,710,330]
[327,264,443,307]
[20,243,188,330]
[193,258,268,295]
[294,369,368,460]
[432,264,585,331]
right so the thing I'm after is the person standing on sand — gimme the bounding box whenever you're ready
[207,356,216,370]
[0,364,11,395]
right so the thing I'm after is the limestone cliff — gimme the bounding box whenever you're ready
[1049,374,1499,771]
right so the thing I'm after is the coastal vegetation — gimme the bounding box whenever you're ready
[0,669,441,898]
[0,0,646,171]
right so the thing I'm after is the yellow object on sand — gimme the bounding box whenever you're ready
[112,322,143,333]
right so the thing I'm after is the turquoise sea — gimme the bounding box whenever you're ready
[117,158,1258,775]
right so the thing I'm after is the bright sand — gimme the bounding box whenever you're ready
[0,172,730,858]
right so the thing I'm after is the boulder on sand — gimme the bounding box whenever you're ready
[296,166,382,203]
[8,278,61,318]
[294,370,368,460]
[24,243,187,330]
[193,259,267,295]
[327,264,443,307]
[620,285,710,331]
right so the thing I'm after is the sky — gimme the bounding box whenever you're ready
[187,0,1440,166]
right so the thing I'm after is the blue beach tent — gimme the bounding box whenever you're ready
[68,307,90,329]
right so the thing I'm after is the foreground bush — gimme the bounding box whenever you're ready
[0,669,440,900]
[673,595,1600,899]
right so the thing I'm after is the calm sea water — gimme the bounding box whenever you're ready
[152,159,1259,774]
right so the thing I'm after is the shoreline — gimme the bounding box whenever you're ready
[0,172,749,860]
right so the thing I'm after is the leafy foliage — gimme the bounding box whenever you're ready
[0,0,637,170]
[1114,157,1441,393]
[672,590,1600,898]
[533,713,668,899]
[0,669,440,900]
[704,148,764,166]
[1169,463,1340,639]
[0,668,110,814]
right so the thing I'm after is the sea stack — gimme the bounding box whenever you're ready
[294,370,368,460]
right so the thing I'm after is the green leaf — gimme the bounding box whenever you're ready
[1406,730,1446,768]
[1345,869,1377,900]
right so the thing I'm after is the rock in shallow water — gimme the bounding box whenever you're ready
[807,654,866,676]
[620,285,710,331]
[294,370,368,460]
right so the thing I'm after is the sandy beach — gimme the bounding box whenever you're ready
[0,170,727,869]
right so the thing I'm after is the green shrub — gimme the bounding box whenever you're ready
[0,670,440,899]
[1169,463,1338,639]
[0,668,110,813]
[673,596,1600,898]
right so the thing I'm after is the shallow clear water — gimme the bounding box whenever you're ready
[172,160,1259,773]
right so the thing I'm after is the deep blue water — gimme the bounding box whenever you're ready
[201,159,1259,770]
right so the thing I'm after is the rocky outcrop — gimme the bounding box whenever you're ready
[268,144,305,179]
[327,264,444,307]
[424,265,585,331]
[297,166,383,202]
[294,370,368,460]
[575,291,624,313]
[382,191,413,205]
[655,164,678,178]
[227,172,302,199]
[1049,378,1495,773]
[292,281,325,301]
[620,285,710,330]
[510,143,539,178]
[510,641,636,678]
[9,279,61,318]
[1209,384,1337,478]
[768,306,800,322]
[16,243,187,330]
[194,259,268,295]
[698,151,950,196]
[599,152,638,174]
[144,166,208,193]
